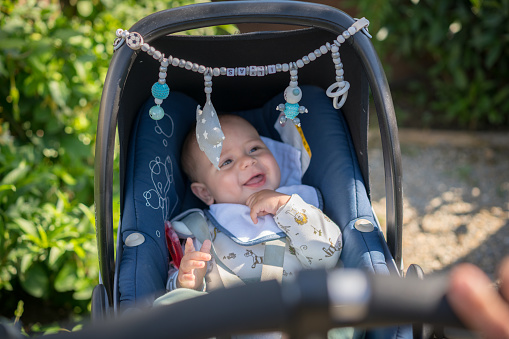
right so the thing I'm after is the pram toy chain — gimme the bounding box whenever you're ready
[115,17,370,167]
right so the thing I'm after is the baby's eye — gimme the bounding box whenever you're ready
[249,147,259,153]
[220,159,232,168]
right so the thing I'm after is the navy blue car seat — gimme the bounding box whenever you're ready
[93,2,406,336]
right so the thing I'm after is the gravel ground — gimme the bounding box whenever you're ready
[368,129,509,280]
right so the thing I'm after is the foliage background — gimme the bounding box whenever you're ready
[0,0,234,334]
[0,0,507,334]
[350,0,509,130]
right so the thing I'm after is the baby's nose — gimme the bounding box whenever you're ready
[240,155,256,169]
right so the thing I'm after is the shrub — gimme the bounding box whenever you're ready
[351,0,509,129]
[0,0,235,329]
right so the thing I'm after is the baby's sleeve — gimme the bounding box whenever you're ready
[274,194,342,269]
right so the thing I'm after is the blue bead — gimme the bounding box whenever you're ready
[151,82,170,100]
[284,103,300,119]
[149,105,164,120]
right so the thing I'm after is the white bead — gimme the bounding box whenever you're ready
[220,67,227,75]
[296,59,304,68]
[331,45,339,53]
[172,58,179,67]
[326,42,331,50]
[289,81,298,87]
[333,58,341,64]
[348,26,356,35]
[285,86,302,103]
[343,31,351,39]
[158,79,166,84]
[192,63,199,72]
[155,98,163,105]
[159,66,167,72]
[185,61,193,70]
[320,45,328,54]
[159,72,167,78]
[141,43,149,52]
[332,52,340,58]
[276,64,282,72]
[308,52,316,61]
[204,87,212,94]
[290,69,298,76]
[282,63,289,72]
[121,30,128,39]
[161,58,169,67]
[153,51,161,60]
[213,68,220,76]
[179,59,186,68]
[290,75,298,82]
[337,35,345,44]
[314,49,322,57]
[116,29,124,37]
[336,69,344,76]
[198,65,206,73]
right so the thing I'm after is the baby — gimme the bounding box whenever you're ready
[168,114,342,291]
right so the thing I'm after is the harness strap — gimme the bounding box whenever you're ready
[261,238,286,283]
[181,212,286,288]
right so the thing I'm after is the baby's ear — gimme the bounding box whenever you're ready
[190,183,214,206]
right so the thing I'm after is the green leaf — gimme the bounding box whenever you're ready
[54,261,77,292]
[0,184,16,193]
[0,38,26,51]
[485,43,501,69]
[1,160,29,185]
[20,262,49,298]
[48,247,65,268]
[14,218,38,237]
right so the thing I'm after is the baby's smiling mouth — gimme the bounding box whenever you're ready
[244,174,266,187]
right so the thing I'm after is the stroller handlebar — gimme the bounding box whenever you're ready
[26,268,468,339]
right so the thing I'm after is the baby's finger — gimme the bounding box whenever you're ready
[250,206,259,224]
[180,258,206,272]
[180,272,195,282]
[184,237,195,254]
[200,240,212,256]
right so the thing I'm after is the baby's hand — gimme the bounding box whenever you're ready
[246,190,291,224]
[177,238,211,290]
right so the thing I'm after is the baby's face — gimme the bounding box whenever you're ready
[192,117,281,205]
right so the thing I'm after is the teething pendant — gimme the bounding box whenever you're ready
[149,59,170,120]
[276,64,308,127]
[326,40,350,109]
[196,70,225,170]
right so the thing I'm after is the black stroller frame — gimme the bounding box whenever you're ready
[93,0,404,326]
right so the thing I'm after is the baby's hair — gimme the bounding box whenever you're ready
[180,114,254,183]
